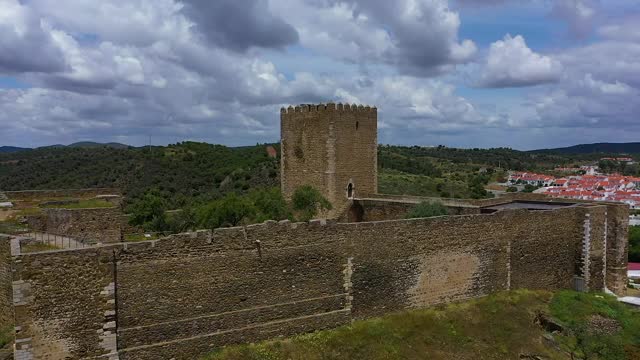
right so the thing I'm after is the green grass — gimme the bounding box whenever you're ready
[124,233,160,242]
[204,291,640,360]
[0,326,11,348]
[0,221,28,235]
[15,207,42,216]
[21,242,60,253]
[549,291,640,359]
[40,198,114,209]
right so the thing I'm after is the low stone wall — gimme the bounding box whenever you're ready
[9,203,626,359]
[342,198,480,222]
[5,188,120,201]
[44,207,122,243]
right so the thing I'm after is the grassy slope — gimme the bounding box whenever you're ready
[205,290,640,360]
[39,198,114,209]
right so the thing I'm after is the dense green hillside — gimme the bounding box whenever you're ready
[532,142,640,155]
[205,290,640,360]
[0,142,279,210]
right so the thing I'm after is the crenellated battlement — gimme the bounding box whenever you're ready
[280,103,376,114]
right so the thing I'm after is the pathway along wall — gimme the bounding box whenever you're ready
[9,204,627,359]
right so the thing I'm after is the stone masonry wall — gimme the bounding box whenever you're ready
[281,104,377,211]
[44,207,122,243]
[10,204,623,359]
[605,203,630,294]
[12,247,118,359]
[341,198,480,222]
[0,235,12,331]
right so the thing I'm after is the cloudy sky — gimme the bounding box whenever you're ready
[1,0,639,150]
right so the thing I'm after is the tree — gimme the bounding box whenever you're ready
[249,188,291,222]
[522,184,537,193]
[128,192,168,231]
[468,175,490,199]
[506,186,518,193]
[291,186,332,221]
[405,201,449,219]
[166,207,196,233]
[196,193,256,229]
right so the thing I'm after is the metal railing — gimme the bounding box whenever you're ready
[20,232,93,253]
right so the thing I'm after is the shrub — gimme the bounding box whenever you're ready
[292,186,332,221]
[405,201,449,219]
[128,191,168,231]
[249,188,291,222]
[196,193,256,229]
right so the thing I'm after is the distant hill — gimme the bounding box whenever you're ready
[2,142,132,152]
[0,146,30,153]
[532,142,640,154]
[67,141,131,149]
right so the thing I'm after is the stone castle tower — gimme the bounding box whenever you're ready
[280,103,378,208]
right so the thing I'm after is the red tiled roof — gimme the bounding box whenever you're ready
[629,263,640,271]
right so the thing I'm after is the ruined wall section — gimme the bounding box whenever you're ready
[12,247,118,359]
[281,104,377,211]
[45,207,122,243]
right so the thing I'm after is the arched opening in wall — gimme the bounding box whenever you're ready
[347,183,354,199]
[355,121,359,130]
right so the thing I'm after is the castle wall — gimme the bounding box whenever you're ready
[341,198,480,222]
[508,207,585,290]
[605,204,630,294]
[0,235,12,331]
[9,205,625,359]
[280,104,377,210]
[44,207,122,243]
[116,227,350,359]
[12,247,118,359]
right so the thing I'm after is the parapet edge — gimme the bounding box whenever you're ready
[280,103,376,114]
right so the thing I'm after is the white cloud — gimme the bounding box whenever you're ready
[581,74,632,95]
[0,0,66,73]
[269,0,476,76]
[478,34,562,88]
[551,0,598,38]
